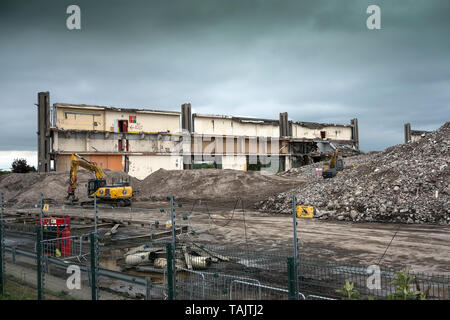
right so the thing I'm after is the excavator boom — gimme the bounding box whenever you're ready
[69,154,106,190]
[322,148,343,179]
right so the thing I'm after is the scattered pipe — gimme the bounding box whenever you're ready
[125,251,156,265]
[154,257,186,270]
[185,255,212,269]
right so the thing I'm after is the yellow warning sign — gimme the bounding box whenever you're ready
[296,206,315,218]
[43,204,50,212]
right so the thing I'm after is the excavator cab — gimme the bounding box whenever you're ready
[336,159,344,172]
[87,178,107,196]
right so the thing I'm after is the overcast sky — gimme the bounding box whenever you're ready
[0,0,449,169]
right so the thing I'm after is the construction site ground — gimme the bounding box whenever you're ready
[150,200,450,275]
[8,200,449,276]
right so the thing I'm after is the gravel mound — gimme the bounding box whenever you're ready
[257,122,450,225]
[135,168,304,202]
[0,167,304,207]
[0,169,137,208]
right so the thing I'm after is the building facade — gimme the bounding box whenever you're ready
[37,92,360,179]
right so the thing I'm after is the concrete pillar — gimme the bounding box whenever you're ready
[181,103,192,133]
[279,112,289,137]
[351,118,359,150]
[181,103,193,169]
[37,92,51,173]
[404,123,412,143]
[285,155,292,171]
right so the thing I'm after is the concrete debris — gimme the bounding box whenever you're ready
[123,243,230,271]
[257,122,450,225]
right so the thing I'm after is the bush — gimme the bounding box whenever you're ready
[11,158,36,173]
[336,280,360,300]
[337,268,427,300]
[387,268,426,300]
[0,169,11,176]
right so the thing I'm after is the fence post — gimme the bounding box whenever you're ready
[39,193,43,234]
[0,193,4,296]
[292,195,300,298]
[87,266,91,287]
[169,195,177,299]
[89,233,98,300]
[166,242,174,300]
[36,226,43,300]
[12,247,16,264]
[287,257,297,300]
[145,277,152,300]
[169,196,176,287]
[94,195,98,235]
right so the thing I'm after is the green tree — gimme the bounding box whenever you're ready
[11,158,35,173]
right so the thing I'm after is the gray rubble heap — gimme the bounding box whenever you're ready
[257,122,450,225]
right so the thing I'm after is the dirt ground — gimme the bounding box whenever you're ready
[22,199,449,276]
[134,168,306,202]
[180,204,450,275]
[198,210,450,275]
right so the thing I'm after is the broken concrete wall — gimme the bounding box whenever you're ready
[221,155,247,170]
[128,155,182,180]
[193,114,280,137]
[55,105,105,131]
[54,104,181,134]
[104,110,181,133]
[55,154,123,172]
[291,123,353,141]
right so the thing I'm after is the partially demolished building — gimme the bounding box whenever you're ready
[37,91,360,179]
[404,123,431,143]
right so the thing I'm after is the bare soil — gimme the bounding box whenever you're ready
[134,168,305,203]
[183,205,450,275]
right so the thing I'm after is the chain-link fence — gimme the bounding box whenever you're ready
[2,226,450,300]
[297,257,450,300]
[1,192,450,300]
[1,193,5,296]
[162,241,450,300]
[170,242,291,300]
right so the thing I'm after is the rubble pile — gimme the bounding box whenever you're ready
[257,122,450,225]
[279,154,372,180]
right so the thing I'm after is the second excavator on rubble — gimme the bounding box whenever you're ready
[322,148,344,179]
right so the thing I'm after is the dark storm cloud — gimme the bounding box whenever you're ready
[0,0,449,155]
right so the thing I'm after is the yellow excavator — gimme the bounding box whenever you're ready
[322,148,344,179]
[66,153,132,206]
